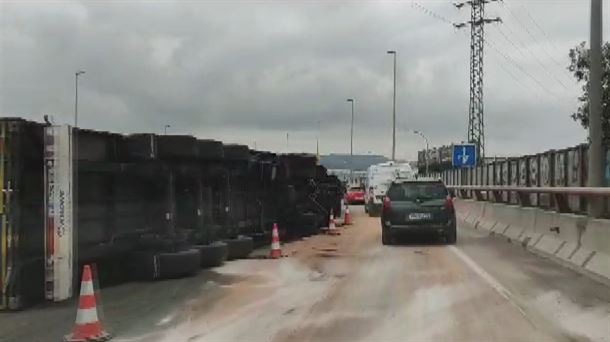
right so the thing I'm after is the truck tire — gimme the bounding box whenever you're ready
[306,213,320,236]
[224,236,254,260]
[195,242,228,268]
[136,235,177,251]
[128,251,157,280]
[129,249,200,280]
[368,202,381,217]
[382,229,391,245]
[159,248,201,278]
[446,224,457,245]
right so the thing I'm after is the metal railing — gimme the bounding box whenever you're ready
[447,185,610,218]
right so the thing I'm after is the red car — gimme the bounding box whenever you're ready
[345,185,366,204]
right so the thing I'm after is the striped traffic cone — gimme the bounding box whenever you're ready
[344,204,353,225]
[64,265,111,342]
[269,223,282,259]
[328,210,340,235]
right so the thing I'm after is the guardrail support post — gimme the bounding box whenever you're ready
[553,193,570,213]
[517,191,531,207]
[459,189,468,198]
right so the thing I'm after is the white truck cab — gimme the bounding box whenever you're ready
[364,162,414,216]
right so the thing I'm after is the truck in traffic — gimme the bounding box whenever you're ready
[364,162,414,216]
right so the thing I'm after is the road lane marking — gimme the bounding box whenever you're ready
[449,246,529,319]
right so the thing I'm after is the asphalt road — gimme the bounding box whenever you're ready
[1,206,609,342]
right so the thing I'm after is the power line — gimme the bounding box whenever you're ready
[453,19,570,117]
[492,24,571,90]
[486,46,570,114]
[492,25,528,60]
[494,18,573,87]
[501,1,573,84]
[410,2,452,25]
[460,25,569,109]
[413,1,566,97]
[511,1,570,66]
[410,1,574,117]
[483,38,573,105]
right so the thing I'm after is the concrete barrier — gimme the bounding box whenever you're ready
[455,199,610,284]
[477,203,498,231]
[455,199,483,223]
[465,201,485,225]
[548,214,586,263]
[526,209,558,252]
[581,219,610,281]
[497,205,537,242]
[453,200,471,221]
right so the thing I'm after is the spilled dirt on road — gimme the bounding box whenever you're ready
[114,207,609,342]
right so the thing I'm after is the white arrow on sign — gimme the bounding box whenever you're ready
[460,146,469,165]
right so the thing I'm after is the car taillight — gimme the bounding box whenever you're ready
[445,196,454,212]
[383,196,392,214]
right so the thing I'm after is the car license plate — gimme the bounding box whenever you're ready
[408,213,431,220]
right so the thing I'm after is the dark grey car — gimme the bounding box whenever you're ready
[381,179,456,245]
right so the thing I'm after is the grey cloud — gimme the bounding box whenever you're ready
[0,0,601,159]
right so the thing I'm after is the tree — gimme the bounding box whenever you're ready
[568,41,609,144]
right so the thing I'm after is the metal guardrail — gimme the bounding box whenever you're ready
[447,185,610,196]
[447,185,610,217]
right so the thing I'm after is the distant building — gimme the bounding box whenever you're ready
[319,154,389,172]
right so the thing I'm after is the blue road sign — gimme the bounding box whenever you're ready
[452,144,477,168]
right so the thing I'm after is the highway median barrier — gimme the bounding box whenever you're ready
[477,203,498,231]
[456,199,610,285]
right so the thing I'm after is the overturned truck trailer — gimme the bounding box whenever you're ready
[1,118,344,310]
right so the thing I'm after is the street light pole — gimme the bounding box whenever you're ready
[413,130,430,176]
[387,51,397,161]
[74,70,85,127]
[347,99,354,156]
[164,124,170,135]
[588,0,604,216]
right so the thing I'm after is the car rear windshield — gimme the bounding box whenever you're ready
[349,187,364,191]
[387,182,448,201]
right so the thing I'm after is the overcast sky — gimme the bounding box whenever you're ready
[1,0,608,160]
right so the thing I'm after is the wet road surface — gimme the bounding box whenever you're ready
[1,206,609,342]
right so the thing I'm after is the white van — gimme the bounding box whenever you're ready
[364,161,414,216]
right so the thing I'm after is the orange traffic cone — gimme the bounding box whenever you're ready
[65,265,111,342]
[328,210,340,235]
[269,223,282,259]
[344,204,353,225]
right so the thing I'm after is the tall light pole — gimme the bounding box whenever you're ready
[347,99,354,156]
[74,70,85,127]
[387,50,397,161]
[588,0,604,217]
[413,130,430,176]
[164,124,170,135]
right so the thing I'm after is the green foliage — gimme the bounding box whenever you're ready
[568,41,609,144]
